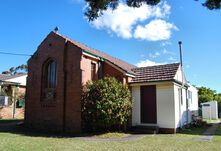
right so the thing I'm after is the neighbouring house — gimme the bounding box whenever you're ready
[0,73,27,119]
[25,32,198,133]
[0,73,27,104]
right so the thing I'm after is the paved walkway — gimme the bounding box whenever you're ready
[76,121,221,142]
[199,121,220,141]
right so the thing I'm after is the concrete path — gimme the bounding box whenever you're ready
[76,121,221,142]
[199,121,220,141]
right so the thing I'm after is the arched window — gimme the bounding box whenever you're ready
[44,60,57,88]
[42,59,57,101]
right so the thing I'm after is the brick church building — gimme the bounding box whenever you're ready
[25,32,136,133]
[25,32,198,134]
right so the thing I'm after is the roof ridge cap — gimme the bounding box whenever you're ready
[132,62,180,69]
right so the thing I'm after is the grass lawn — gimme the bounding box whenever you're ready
[0,120,221,151]
[92,132,129,138]
[204,119,220,124]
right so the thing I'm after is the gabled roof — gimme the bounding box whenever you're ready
[0,73,27,81]
[130,63,180,83]
[54,32,136,75]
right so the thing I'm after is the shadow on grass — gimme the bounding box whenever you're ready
[213,124,221,136]
[177,125,209,136]
[0,119,83,138]
[0,119,132,138]
[1,119,218,138]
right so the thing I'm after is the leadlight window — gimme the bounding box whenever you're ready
[45,60,57,88]
[42,59,57,101]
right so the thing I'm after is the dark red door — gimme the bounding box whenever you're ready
[140,85,157,124]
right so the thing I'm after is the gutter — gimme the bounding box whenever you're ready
[82,49,136,77]
[129,79,189,87]
[82,50,105,61]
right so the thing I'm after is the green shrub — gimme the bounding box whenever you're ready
[81,77,132,132]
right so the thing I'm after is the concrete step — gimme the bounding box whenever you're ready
[131,125,159,134]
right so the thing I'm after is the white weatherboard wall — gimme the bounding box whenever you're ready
[174,66,187,84]
[132,83,176,129]
[132,86,140,126]
[187,85,199,123]
[174,84,188,128]
[156,84,175,128]
[173,65,191,128]
[188,85,198,112]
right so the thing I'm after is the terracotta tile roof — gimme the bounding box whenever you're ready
[55,32,136,75]
[0,73,27,81]
[130,63,180,83]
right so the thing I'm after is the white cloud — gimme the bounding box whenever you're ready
[134,19,178,41]
[168,56,177,61]
[136,59,167,67]
[162,48,175,55]
[161,41,171,46]
[90,1,177,41]
[149,51,161,58]
[150,1,171,18]
[91,3,152,39]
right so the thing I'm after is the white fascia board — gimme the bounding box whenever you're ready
[130,81,173,87]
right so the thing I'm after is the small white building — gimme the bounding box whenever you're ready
[130,63,198,133]
[201,101,218,120]
[0,73,27,106]
[1,73,27,87]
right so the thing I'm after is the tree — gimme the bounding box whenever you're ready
[1,64,28,75]
[214,93,221,102]
[197,86,221,114]
[203,0,221,9]
[197,86,217,103]
[85,0,221,21]
[81,77,132,132]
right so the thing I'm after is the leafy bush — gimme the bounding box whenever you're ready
[81,77,132,132]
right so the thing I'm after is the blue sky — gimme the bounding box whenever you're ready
[0,0,220,92]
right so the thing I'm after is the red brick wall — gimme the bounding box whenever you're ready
[81,55,99,84]
[25,32,131,134]
[25,32,82,133]
[104,63,128,84]
[80,55,128,84]
[63,42,82,133]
